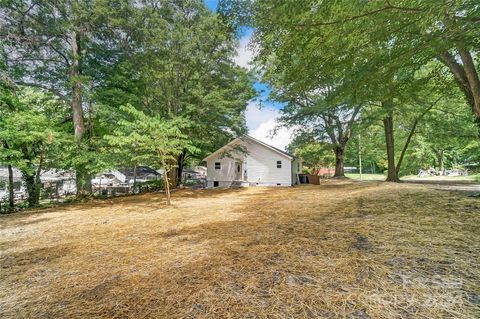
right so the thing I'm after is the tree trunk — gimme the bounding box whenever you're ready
[395,124,415,177]
[176,152,185,185]
[458,48,480,120]
[3,142,15,209]
[396,99,438,176]
[23,172,40,207]
[436,149,445,175]
[168,167,178,189]
[132,165,137,194]
[75,171,92,197]
[333,145,345,177]
[164,170,171,205]
[71,30,85,140]
[7,164,14,209]
[383,115,399,182]
[358,134,362,179]
[70,30,90,196]
[34,153,44,203]
[20,144,41,206]
[440,50,480,124]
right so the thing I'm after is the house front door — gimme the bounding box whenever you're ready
[235,162,242,180]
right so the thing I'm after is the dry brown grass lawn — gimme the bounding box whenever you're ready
[0,180,479,318]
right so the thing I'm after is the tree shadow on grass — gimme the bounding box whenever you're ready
[0,216,52,230]
[0,244,72,276]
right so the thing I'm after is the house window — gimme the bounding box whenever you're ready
[276,160,282,168]
[214,181,219,187]
[215,162,221,170]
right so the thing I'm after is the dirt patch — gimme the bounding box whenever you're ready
[352,234,373,251]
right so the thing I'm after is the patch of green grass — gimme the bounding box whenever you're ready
[347,173,480,183]
[345,173,385,181]
[402,174,480,182]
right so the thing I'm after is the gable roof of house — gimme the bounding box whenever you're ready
[118,166,160,180]
[0,167,75,182]
[203,135,294,161]
[0,167,22,180]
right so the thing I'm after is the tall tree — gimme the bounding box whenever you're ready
[0,88,68,207]
[279,95,360,177]
[0,0,135,194]
[97,0,254,184]
[0,70,17,209]
[287,138,335,173]
[2,0,254,195]
[105,104,196,205]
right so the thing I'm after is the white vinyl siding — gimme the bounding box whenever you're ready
[244,140,291,186]
[206,155,239,185]
[291,158,302,185]
[205,137,295,187]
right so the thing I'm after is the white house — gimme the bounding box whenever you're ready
[182,166,207,181]
[204,135,302,188]
[0,168,76,200]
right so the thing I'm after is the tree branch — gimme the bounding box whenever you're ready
[15,81,69,103]
[457,48,480,118]
[439,51,469,87]
[395,97,441,174]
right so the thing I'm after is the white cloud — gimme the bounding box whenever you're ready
[245,101,278,129]
[246,102,294,151]
[234,35,254,69]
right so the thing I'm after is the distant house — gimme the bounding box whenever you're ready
[0,167,24,200]
[92,166,161,187]
[344,167,357,173]
[204,135,302,188]
[118,166,161,184]
[180,166,207,188]
[313,167,335,177]
[193,166,207,176]
[0,167,76,200]
[39,169,76,196]
[1,165,162,200]
[0,166,22,184]
[182,166,207,181]
[91,172,125,187]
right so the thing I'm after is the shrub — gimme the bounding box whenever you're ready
[136,179,164,193]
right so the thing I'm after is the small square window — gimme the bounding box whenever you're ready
[215,162,221,170]
[276,160,282,168]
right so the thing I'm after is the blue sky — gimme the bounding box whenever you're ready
[203,0,292,149]
[204,0,218,11]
